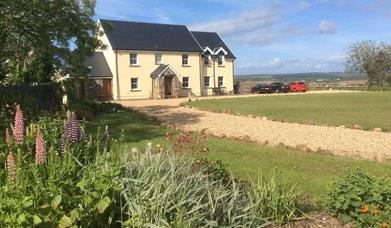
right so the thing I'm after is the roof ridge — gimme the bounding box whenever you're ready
[99,18,186,27]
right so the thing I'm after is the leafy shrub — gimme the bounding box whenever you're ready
[328,169,391,227]
[121,146,302,227]
[0,105,303,227]
[0,83,63,132]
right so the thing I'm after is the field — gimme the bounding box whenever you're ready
[186,91,391,131]
[87,109,391,206]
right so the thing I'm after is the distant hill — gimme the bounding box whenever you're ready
[235,72,362,82]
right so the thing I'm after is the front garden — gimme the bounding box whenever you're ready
[1,102,390,227]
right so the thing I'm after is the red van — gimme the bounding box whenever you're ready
[289,82,307,92]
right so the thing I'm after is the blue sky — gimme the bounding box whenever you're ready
[95,0,391,75]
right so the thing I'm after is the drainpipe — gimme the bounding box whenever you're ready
[213,57,216,88]
[115,50,120,100]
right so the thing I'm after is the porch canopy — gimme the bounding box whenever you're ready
[150,64,180,98]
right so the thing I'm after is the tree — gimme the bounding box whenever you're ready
[346,40,391,87]
[0,0,103,84]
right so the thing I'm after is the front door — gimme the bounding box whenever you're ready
[164,76,173,97]
[102,79,112,99]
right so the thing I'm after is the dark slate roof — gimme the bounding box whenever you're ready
[100,19,202,52]
[83,52,112,78]
[191,31,235,59]
[150,64,169,77]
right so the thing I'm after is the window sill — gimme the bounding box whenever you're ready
[155,63,163,65]
[182,87,191,90]
[182,65,191,67]
[204,86,212,88]
[129,65,140,67]
[218,65,225,67]
[130,89,141,92]
[203,65,211,67]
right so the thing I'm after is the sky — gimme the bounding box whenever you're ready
[95,0,391,75]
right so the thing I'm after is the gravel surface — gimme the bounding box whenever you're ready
[118,90,391,162]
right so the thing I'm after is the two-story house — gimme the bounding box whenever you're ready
[85,19,235,100]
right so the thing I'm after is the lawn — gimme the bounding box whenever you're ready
[184,91,391,131]
[86,107,391,207]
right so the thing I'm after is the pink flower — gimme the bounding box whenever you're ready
[13,105,24,144]
[6,152,16,181]
[35,129,46,164]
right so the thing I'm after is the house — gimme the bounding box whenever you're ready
[85,19,235,100]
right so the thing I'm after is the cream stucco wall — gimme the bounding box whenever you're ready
[115,51,202,99]
[96,20,234,100]
[201,58,234,96]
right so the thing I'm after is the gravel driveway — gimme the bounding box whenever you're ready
[118,90,391,162]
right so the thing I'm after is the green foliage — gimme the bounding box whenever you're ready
[0,83,63,132]
[121,147,301,227]
[0,0,103,83]
[346,40,391,87]
[328,169,391,227]
[0,105,304,226]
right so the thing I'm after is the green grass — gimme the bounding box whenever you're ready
[85,107,391,207]
[185,91,391,131]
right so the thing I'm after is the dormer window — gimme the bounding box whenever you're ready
[218,55,224,66]
[204,57,209,65]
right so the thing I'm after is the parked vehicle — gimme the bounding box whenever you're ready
[289,82,307,92]
[251,84,271,94]
[269,82,290,93]
[251,83,289,94]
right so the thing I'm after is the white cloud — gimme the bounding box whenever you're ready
[318,20,337,33]
[298,0,311,10]
[189,5,282,36]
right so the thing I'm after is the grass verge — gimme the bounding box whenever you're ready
[184,91,391,131]
[85,107,391,208]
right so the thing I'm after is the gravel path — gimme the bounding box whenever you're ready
[118,90,391,162]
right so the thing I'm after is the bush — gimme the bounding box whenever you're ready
[121,147,301,227]
[0,105,302,226]
[0,83,63,132]
[328,169,391,227]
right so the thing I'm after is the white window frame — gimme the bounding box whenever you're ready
[218,76,224,87]
[204,76,210,87]
[129,53,138,65]
[218,55,224,66]
[182,77,189,88]
[182,54,189,66]
[155,53,162,65]
[130,78,139,90]
[203,57,209,66]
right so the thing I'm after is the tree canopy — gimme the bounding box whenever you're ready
[0,0,102,84]
[346,40,391,87]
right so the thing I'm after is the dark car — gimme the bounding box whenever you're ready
[269,82,290,93]
[251,84,272,94]
[251,83,289,94]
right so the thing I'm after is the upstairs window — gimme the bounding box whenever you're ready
[204,77,210,87]
[218,76,224,87]
[218,55,224,66]
[129,53,138,65]
[182,54,189,65]
[182,77,189,88]
[204,57,209,65]
[155,54,162,64]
